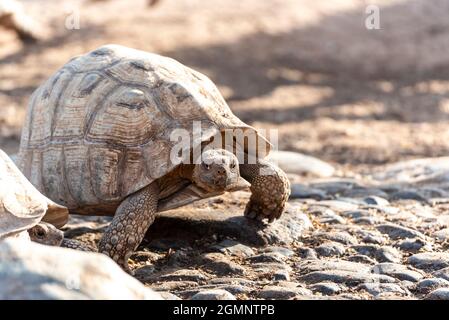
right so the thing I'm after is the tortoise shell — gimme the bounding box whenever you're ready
[17,45,270,217]
[0,149,68,237]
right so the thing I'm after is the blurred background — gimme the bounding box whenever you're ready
[1,0,449,176]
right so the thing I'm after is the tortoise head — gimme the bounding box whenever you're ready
[28,222,64,246]
[192,149,247,192]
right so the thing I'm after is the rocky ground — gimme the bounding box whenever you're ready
[63,156,449,300]
[2,0,449,300]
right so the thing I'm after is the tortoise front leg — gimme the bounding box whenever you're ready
[98,182,159,274]
[239,159,290,222]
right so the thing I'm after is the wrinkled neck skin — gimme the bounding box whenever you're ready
[178,164,195,180]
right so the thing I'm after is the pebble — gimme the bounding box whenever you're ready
[309,282,345,295]
[389,190,429,203]
[313,231,358,245]
[261,246,295,257]
[297,247,318,260]
[346,255,377,264]
[315,241,346,257]
[297,259,371,274]
[424,288,449,300]
[248,252,286,263]
[375,246,402,263]
[408,252,449,270]
[357,283,408,297]
[416,278,449,294]
[191,289,236,300]
[258,285,312,299]
[371,263,423,282]
[273,270,290,281]
[212,239,255,258]
[395,238,430,253]
[434,228,449,241]
[202,253,245,275]
[376,223,426,240]
[432,267,449,281]
[290,184,327,200]
[298,270,395,286]
[159,269,209,282]
[363,196,390,206]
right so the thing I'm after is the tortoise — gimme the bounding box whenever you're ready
[0,149,66,245]
[17,44,291,273]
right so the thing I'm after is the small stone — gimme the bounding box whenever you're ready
[249,252,286,263]
[376,224,426,240]
[297,259,371,274]
[424,288,449,300]
[389,190,428,203]
[353,217,383,225]
[313,231,358,245]
[371,263,423,282]
[435,228,449,241]
[297,247,318,260]
[298,270,395,286]
[273,270,290,281]
[251,262,292,274]
[158,292,181,300]
[396,238,430,253]
[213,239,255,258]
[357,283,408,296]
[346,255,377,264]
[290,184,327,200]
[432,267,449,281]
[408,252,449,270]
[342,210,371,219]
[375,246,402,263]
[363,196,390,206]
[416,278,449,294]
[309,282,344,295]
[202,253,245,275]
[261,246,295,257]
[159,269,209,282]
[316,241,346,257]
[191,289,236,300]
[318,200,359,212]
[258,285,312,299]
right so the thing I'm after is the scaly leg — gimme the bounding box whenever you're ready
[240,159,290,222]
[98,182,159,274]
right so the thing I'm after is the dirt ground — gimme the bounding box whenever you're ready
[1,0,449,174]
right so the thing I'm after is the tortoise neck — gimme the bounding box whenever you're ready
[179,164,195,180]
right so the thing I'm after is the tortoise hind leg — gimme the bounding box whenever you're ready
[98,182,159,274]
[239,159,290,222]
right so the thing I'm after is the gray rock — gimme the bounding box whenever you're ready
[296,259,371,274]
[297,247,318,260]
[290,184,327,200]
[435,228,449,241]
[408,252,449,270]
[371,263,423,282]
[201,253,245,275]
[389,190,429,203]
[273,270,290,281]
[251,262,292,274]
[416,278,449,294]
[342,210,371,219]
[346,255,377,264]
[313,231,358,245]
[376,223,426,240]
[258,285,312,299]
[309,180,359,195]
[159,269,209,282]
[353,216,384,225]
[432,267,449,281]
[151,199,312,246]
[357,283,408,296]
[318,200,359,212]
[265,151,335,177]
[249,252,286,263]
[424,288,449,300]
[316,241,346,257]
[0,239,162,300]
[375,246,402,263]
[309,282,345,295]
[158,292,181,300]
[212,239,255,258]
[363,196,390,206]
[261,246,295,257]
[396,238,430,253]
[298,270,395,286]
[191,289,236,300]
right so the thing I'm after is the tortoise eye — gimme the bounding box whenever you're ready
[203,163,210,170]
[36,229,45,238]
[230,161,236,169]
